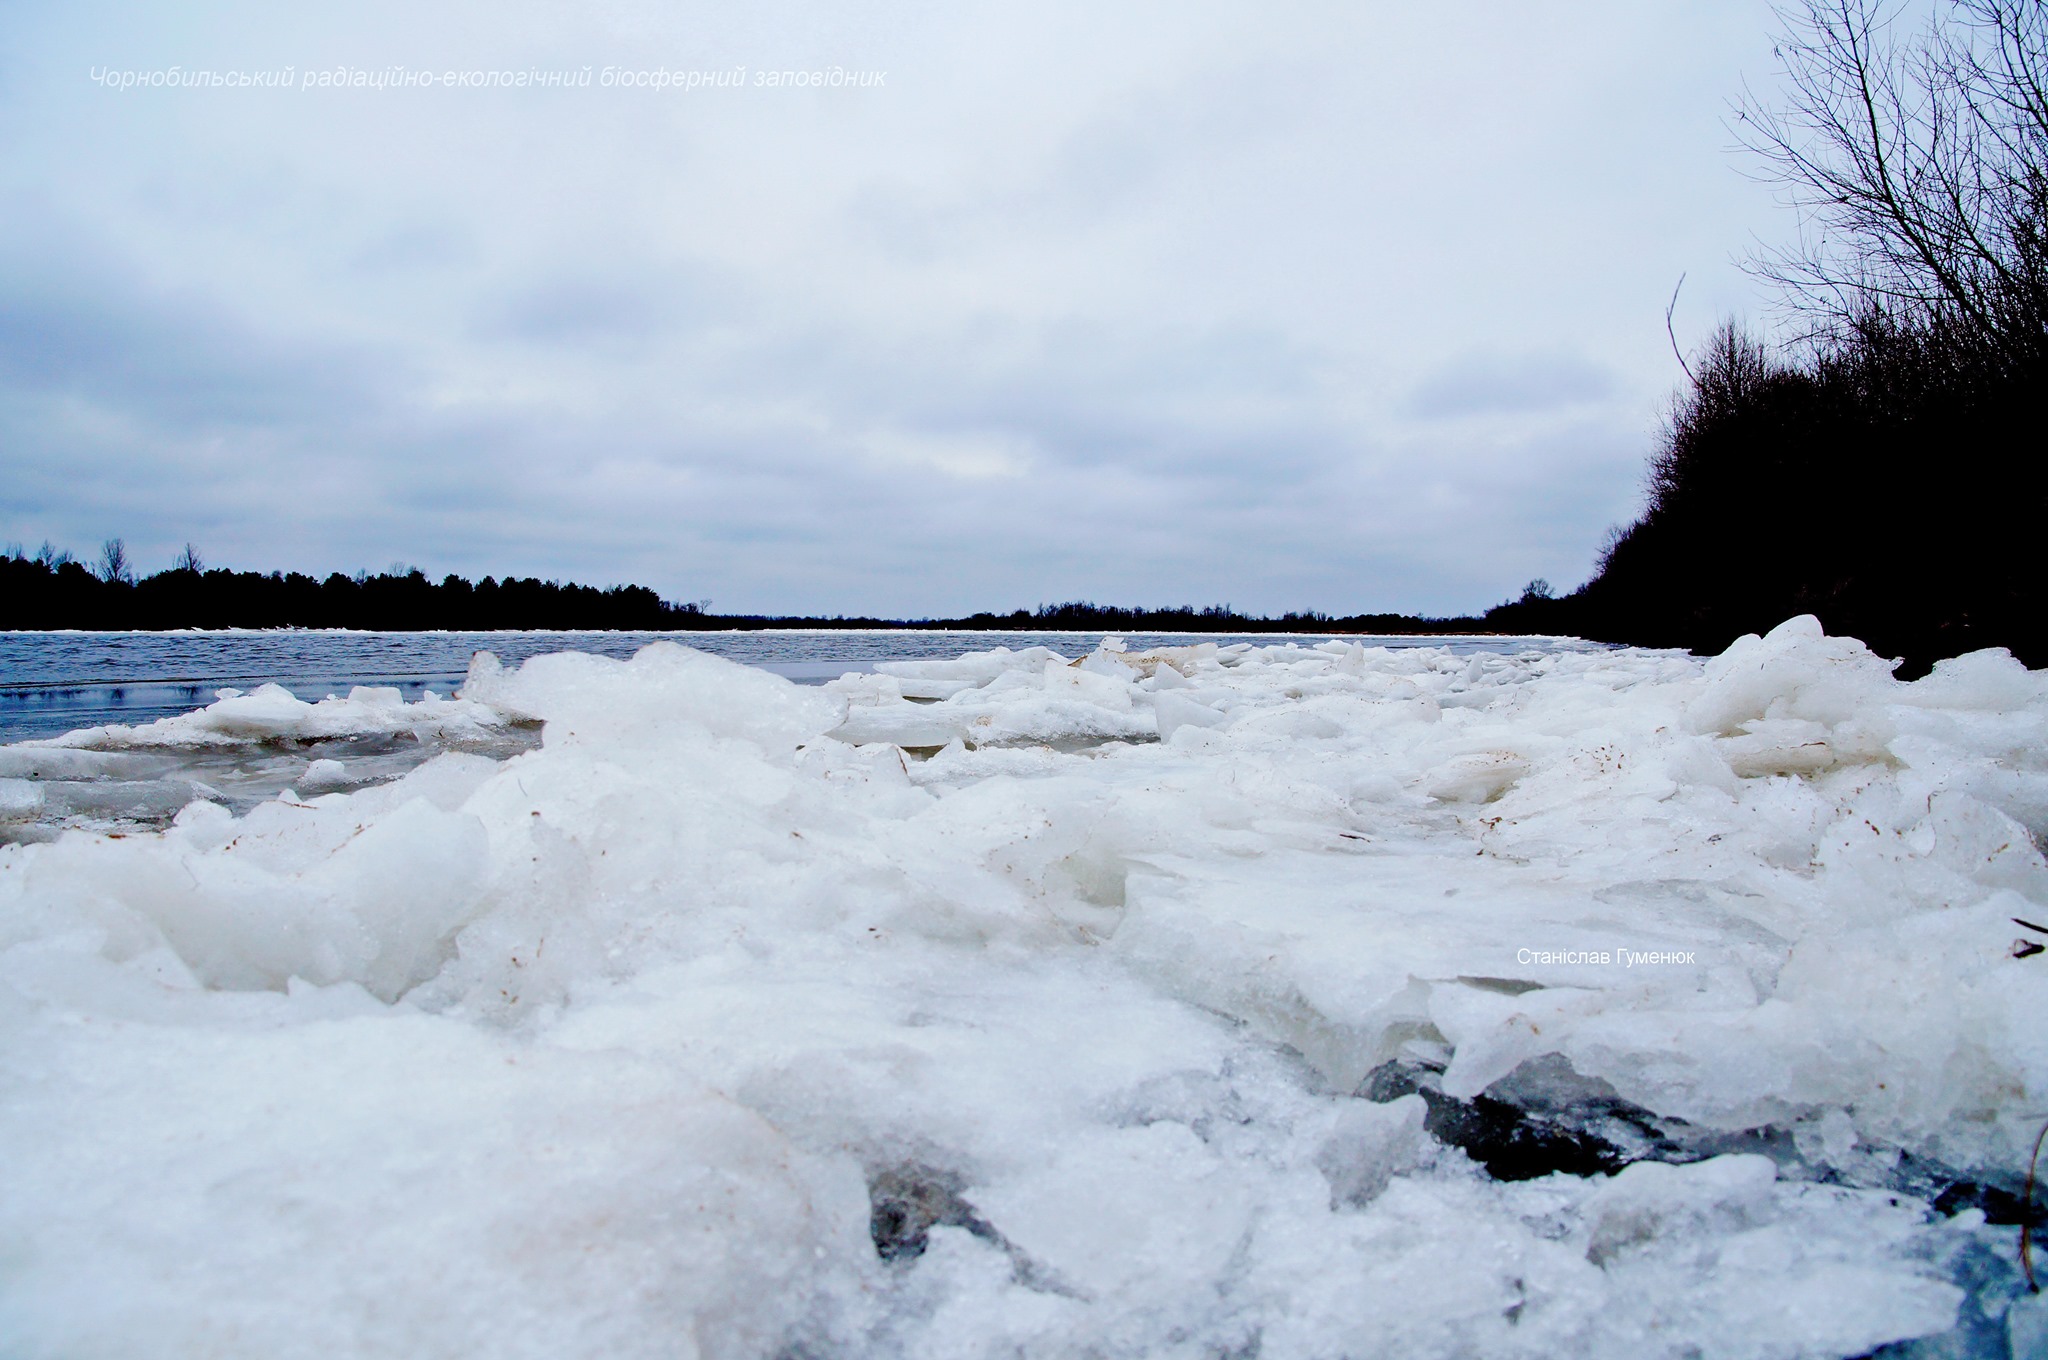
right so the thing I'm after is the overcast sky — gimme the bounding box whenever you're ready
[0,1,1796,616]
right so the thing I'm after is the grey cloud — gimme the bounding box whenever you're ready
[348,224,477,276]
[0,225,402,434]
[480,262,747,347]
[0,287,389,431]
[1403,351,1618,420]
[711,314,1338,480]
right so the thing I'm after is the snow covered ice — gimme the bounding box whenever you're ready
[2,618,2045,1358]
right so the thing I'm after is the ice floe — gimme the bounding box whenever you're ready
[1,621,2044,1358]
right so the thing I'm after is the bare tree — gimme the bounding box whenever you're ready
[96,537,134,585]
[175,542,204,574]
[1736,0,2048,369]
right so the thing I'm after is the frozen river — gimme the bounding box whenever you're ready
[1,622,2043,1358]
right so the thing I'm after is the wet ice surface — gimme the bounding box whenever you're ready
[2,620,2044,1359]
[0,683,543,844]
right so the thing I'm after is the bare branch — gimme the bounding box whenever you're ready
[1665,274,1699,383]
[1733,0,2048,372]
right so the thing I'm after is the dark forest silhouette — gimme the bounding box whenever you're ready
[0,549,700,631]
[1486,310,2044,670]
[0,548,1492,635]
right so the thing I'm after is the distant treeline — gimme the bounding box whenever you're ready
[929,602,1493,635]
[0,549,1497,635]
[0,550,703,631]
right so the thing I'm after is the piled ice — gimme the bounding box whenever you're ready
[3,619,2045,1358]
